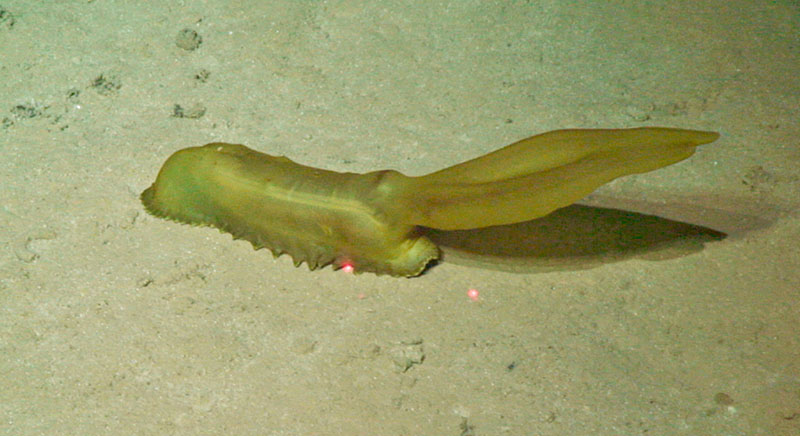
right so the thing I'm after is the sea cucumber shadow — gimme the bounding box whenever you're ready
[422,204,727,273]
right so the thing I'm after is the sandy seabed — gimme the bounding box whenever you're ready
[1,1,798,435]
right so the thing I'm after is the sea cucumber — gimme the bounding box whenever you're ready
[141,127,719,276]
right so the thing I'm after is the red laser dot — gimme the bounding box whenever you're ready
[467,288,479,301]
[341,263,354,273]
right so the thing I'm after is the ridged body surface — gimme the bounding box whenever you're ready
[141,143,439,276]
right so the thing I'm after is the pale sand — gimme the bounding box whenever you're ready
[1,1,798,434]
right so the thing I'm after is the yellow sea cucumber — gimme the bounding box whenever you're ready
[141,127,719,276]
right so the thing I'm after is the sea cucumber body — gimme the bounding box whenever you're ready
[141,143,439,276]
[142,128,720,277]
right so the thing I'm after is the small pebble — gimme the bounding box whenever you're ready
[625,104,652,122]
[714,392,734,406]
[91,74,122,96]
[0,7,15,29]
[172,103,206,119]
[176,28,202,51]
[389,339,424,372]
